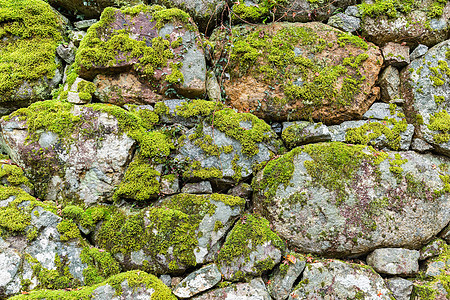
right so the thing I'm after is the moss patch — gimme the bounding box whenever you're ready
[80,247,121,286]
[9,270,176,300]
[0,0,63,101]
[217,214,285,281]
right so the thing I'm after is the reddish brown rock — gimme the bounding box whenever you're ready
[212,22,383,125]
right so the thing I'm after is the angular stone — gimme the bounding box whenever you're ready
[56,42,76,64]
[173,264,222,298]
[160,175,180,196]
[327,13,361,33]
[289,260,391,299]
[192,277,271,300]
[253,142,450,257]
[382,42,410,67]
[345,5,361,17]
[329,119,414,151]
[411,138,433,153]
[367,248,420,275]
[74,19,98,30]
[0,101,136,205]
[206,71,221,102]
[420,239,447,260]
[378,66,400,102]
[400,39,450,157]
[282,121,331,149]
[386,277,413,300]
[212,22,382,124]
[410,44,429,61]
[228,183,253,199]
[77,5,206,103]
[363,102,404,121]
[181,181,213,194]
[360,0,450,47]
[267,252,306,300]
[218,214,284,281]
[94,193,245,274]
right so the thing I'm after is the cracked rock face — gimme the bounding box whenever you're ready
[0,102,135,205]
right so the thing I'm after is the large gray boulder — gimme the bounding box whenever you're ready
[288,260,392,299]
[253,142,450,257]
[192,277,271,300]
[0,101,137,205]
[366,248,420,275]
[400,39,450,157]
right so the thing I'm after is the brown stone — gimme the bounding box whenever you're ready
[214,22,383,125]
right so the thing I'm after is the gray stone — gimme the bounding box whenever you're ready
[173,264,222,298]
[267,252,306,300]
[378,66,400,102]
[360,0,450,47]
[253,143,450,257]
[386,277,413,300]
[400,39,450,157]
[327,13,361,33]
[410,44,429,61]
[420,239,447,260]
[68,30,86,47]
[218,214,284,281]
[56,42,76,64]
[60,77,93,104]
[74,19,98,30]
[411,138,433,153]
[206,72,221,102]
[329,119,414,151]
[281,121,331,149]
[228,183,253,199]
[288,260,392,299]
[0,103,136,205]
[160,175,180,196]
[366,248,420,275]
[192,277,271,300]
[425,260,449,277]
[159,274,171,287]
[382,42,410,67]
[363,102,404,121]
[345,5,361,17]
[181,181,213,194]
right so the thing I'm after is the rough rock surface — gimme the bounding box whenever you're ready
[366,248,420,275]
[267,252,306,300]
[94,193,245,274]
[231,0,357,24]
[173,264,221,298]
[212,22,382,124]
[282,121,331,149]
[288,260,392,299]
[0,0,65,115]
[48,0,143,19]
[386,277,413,300]
[378,66,401,102]
[327,13,361,33]
[360,0,450,47]
[192,277,271,300]
[254,142,450,257]
[217,214,284,281]
[401,39,450,157]
[0,101,136,205]
[382,42,410,67]
[76,5,206,104]
[420,239,447,260]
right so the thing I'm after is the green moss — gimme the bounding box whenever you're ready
[9,270,176,300]
[76,5,192,85]
[62,205,107,232]
[0,163,33,189]
[217,214,285,281]
[183,161,223,180]
[345,119,408,150]
[427,110,450,144]
[0,0,63,101]
[113,153,160,201]
[358,0,416,18]
[80,247,121,286]
[56,219,81,242]
[223,23,371,119]
[175,100,223,119]
[434,95,445,105]
[388,153,408,176]
[77,80,96,102]
[281,121,311,148]
[4,101,81,143]
[231,0,286,22]
[254,142,389,204]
